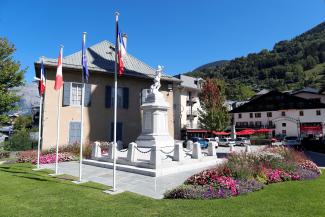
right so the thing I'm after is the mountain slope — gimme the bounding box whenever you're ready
[188,22,325,92]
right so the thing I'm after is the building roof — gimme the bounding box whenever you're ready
[291,87,320,95]
[173,74,202,90]
[230,90,325,113]
[35,40,180,83]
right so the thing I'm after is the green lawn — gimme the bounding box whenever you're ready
[0,164,325,217]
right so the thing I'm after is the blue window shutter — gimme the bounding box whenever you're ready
[123,87,129,109]
[84,84,91,107]
[117,122,123,141]
[105,86,112,108]
[110,122,122,141]
[63,82,71,106]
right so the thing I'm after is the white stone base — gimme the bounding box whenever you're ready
[72,180,88,184]
[83,156,223,177]
[103,189,125,195]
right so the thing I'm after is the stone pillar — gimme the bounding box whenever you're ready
[186,140,193,150]
[127,142,138,163]
[91,141,102,159]
[108,142,114,161]
[174,142,183,162]
[150,146,161,168]
[208,141,216,156]
[192,142,202,159]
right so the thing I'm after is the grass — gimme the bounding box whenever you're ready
[0,163,325,217]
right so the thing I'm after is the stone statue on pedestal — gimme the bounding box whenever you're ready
[136,65,174,150]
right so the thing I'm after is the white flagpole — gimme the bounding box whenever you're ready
[54,87,62,175]
[36,94,43,169]
[112,12,119,192]
[79,32,87,182]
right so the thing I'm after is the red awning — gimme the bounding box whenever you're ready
[213,131,230,135]
[236,129,255,135]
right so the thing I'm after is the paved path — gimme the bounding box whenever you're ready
[305,151,325,168]
[41,161,217,199]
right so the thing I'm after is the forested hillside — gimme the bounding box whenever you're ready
[188,22,325,100]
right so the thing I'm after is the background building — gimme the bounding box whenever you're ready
[231,90,325,138]
[35,40,180,150]
[173,74,203,140]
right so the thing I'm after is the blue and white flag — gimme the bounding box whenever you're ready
[82,33,89,82]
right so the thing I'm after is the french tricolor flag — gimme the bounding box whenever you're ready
[38,59,46,95]
[54,46,63,90]
[117,29,127,76]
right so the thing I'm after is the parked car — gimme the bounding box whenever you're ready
[235,137,251,146]
[218,138,235,147]
[205,138,218,148]
[283,136,301,146]
[190,137,208,149]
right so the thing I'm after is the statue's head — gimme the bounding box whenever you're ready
[157,65,163,73]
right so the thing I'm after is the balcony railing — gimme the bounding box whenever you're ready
[186,97,198,105]
[235,123,276,129]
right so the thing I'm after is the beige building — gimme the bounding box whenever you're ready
[35,40,180,150]
[173,74,203,139]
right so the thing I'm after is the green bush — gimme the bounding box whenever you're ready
[4,129,35,151]
[0,151,10,159]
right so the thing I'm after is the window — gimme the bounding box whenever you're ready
[71,83,82,105]
[255,121,262,126]
[238,113,242,119]
[299,111,304,116]
[268,121,273,126]
[281,111,286,116]
[110,122,123,141]
[249,121,254,126]
[249,113,253,118]
[316,110,321,116]
[105,86,129,109]
[282,130,286,135]
[63,82,91,107]
[112,87,124,108]
[255,113,261,118]
[69,122,81,144]
[282,123,286,127]
[267,112,272,117]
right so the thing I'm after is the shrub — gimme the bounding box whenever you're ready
[16,150,37,163]
[42,143,93,159]
[164,185,206,199]
[4,129,36,151]
[295,168,320,180]
[237,179,264,195]
[0,151,10,159]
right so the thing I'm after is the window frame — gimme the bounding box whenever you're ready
[70,82,83,107]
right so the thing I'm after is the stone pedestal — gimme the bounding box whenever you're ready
[136,92,174,148]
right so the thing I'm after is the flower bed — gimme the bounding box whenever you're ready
[164,147,321,199]
[16,150,76,164]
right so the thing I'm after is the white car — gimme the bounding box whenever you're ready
[218,138,235,147]
[283,136,301,146]
[205,138,219,148]
[235,137,251,146]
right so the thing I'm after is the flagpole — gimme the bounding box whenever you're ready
[35,58,45,170]
[78,32,87,183]
[53,45,64,176]
[55,86,62,175]
[36,94,43,169]
[112,11,119,192]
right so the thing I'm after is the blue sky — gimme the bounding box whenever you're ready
[0,0,324,82]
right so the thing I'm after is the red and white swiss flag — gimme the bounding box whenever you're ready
[54,46,63,90]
